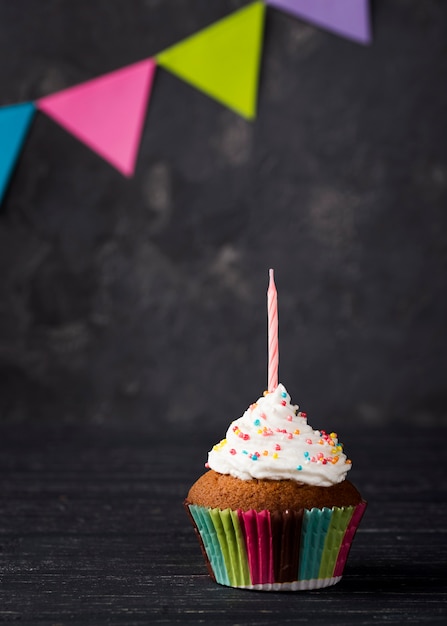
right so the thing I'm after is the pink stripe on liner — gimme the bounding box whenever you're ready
[238,510,274,585]
[333,500,367,577]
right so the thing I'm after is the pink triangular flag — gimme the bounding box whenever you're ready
[37,59,157,176]
[267,0,372,45]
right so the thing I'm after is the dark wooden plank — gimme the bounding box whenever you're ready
[0,421,446,625]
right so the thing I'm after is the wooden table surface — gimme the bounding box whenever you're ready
[0,420,446,625]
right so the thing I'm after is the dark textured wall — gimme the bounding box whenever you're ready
[1,0,446,429]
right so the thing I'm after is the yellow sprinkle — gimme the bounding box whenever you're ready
[330,432,337,439]
[330,448,338,455]
[273,453,278,459]
[213,438,227,451]
[257,429,263,434]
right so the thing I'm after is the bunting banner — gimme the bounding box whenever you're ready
[37,59,157,177]
[0,103,36,204]
[266,0,372,45]
[156,1,266,120]
[0,0,371,207]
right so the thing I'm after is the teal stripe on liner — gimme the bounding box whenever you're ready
[298,508,333,581]
[189,505,230,586]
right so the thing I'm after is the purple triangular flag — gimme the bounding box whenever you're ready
[266,0,372,45]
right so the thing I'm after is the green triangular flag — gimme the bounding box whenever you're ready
[156,1,266,120]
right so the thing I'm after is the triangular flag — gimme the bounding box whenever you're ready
[37,59,157,176]
[266,0,372,45]
[156,1,265,120]
[0,102,36,205]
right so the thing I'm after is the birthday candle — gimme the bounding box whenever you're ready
[267,268,279,392]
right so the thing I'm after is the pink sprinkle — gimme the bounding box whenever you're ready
[205,462,210,468]
[275,444,281,451]
[243,434,250,441]
[260,412,267,420]
[287,415,293,421]
[230,449,237,455]
[281,400,286,406]
[306,438,312,444]
[287,433,293,439]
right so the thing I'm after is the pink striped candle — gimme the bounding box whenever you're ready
[267,268,279,392]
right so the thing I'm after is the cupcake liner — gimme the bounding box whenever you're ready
[186,500,367,591]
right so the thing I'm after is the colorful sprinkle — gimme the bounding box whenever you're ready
[287,415,293,422]
[273,453,278,459]
[230,448,236,455]
[275,444,281,451]
[213,438,227,451]
[281,400,287,406]
[281,391,287,398]
[296,465,303,471]
[254,419,261,427]
[262,427,274,437]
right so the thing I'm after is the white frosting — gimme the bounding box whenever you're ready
[207,383,352,487]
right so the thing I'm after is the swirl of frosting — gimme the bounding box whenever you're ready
[207,383,352,487]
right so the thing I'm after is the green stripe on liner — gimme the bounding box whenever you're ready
[318,506,355,579]
[209,509,251,587]
[298,508,333,581]
[189,505,230,586]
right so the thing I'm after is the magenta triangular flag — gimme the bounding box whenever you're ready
[266,0,372,44]
[37,59,157,176]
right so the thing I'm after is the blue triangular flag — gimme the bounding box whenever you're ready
[0,102,36,204]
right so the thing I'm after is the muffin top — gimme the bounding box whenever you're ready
[207,383,352,488]
[187,470,362,512]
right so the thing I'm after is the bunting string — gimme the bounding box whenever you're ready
[0,0,371,206]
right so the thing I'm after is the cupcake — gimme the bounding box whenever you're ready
[185,271,366,590]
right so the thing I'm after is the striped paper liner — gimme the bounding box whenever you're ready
[186,500,366,590]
